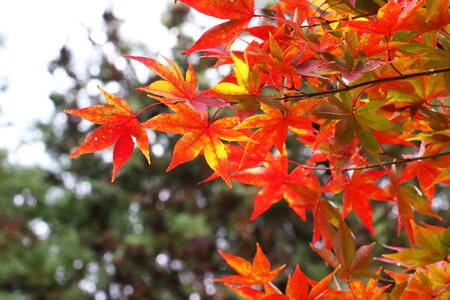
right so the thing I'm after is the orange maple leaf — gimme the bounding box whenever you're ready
[65,87,150,182]
[324,278,390,299]
[142,103,249,187]
[287,266,341,300]
[215,243,285,286]
[126,55,226,114]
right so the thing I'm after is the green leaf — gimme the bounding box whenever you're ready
[355,112,398,132]
[355,100,399,131]
[337,91,354,111]
[354,0,382,14]
[444,71,450,91]
[269,33,283,62]
[334,117,355,149]
[407,129,450,143]
[399,42,450,68]
[349,242,375,275]
[383,223,450,269]
[413,223,447,258]
[312,103,349,119]
[354,119,380,161]
[338,219,356,269]
[402,185,442,220]
[421,108,449,131]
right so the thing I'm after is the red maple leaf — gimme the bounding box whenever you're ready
[388,166,442,244]
[325,170,392,235]
[65,87,150,182]
[232,149,321,220]
[235,102,314,167]
[400,160,441,202]
[400,0,450,33]
[346,0,425,35]
[400,148,449,203]
[178,0,255,54]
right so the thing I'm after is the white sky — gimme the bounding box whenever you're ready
[0,0,220,167]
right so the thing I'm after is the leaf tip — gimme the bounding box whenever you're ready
[222,175,233,188]
[68,151,80,159]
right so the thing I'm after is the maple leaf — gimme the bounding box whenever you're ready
[324,278,390,300]
[311,219,376,280]
[400,0,450,33]
[64,1,450,297]
[400,158,442,202]
[231,149,322,220]
[312,93,398,161]
[407,129,450,149]
[213,53,260,96]
[385,263,450,299]
[235,102,315,167]
[388,166,442,244]
[215,243,285,286]
[312,200,341,250]
[201,136,280,184]
[210,52,270,118]
[325,170,391,235]
[65,87,150,182]
[178,0,254,54]
[273,0,314,21]
[221,283,267,300]
[142,103,249,187]
[285,265,339,300]
[345,0,425,35]
[217,246,340,300]
[383,222,450,270]
[285,266,311,300]
[126,55,226,114]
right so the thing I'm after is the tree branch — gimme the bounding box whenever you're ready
[298,151,450,172]
[280,67,450,101]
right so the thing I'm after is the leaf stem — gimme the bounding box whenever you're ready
[209,107,223,125]
[135,102,164,118]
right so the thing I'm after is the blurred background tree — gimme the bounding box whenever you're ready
[0,2,448,300]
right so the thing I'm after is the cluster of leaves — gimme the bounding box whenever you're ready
[66,0,450,298]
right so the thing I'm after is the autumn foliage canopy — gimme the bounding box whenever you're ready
[66,0,450,298]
